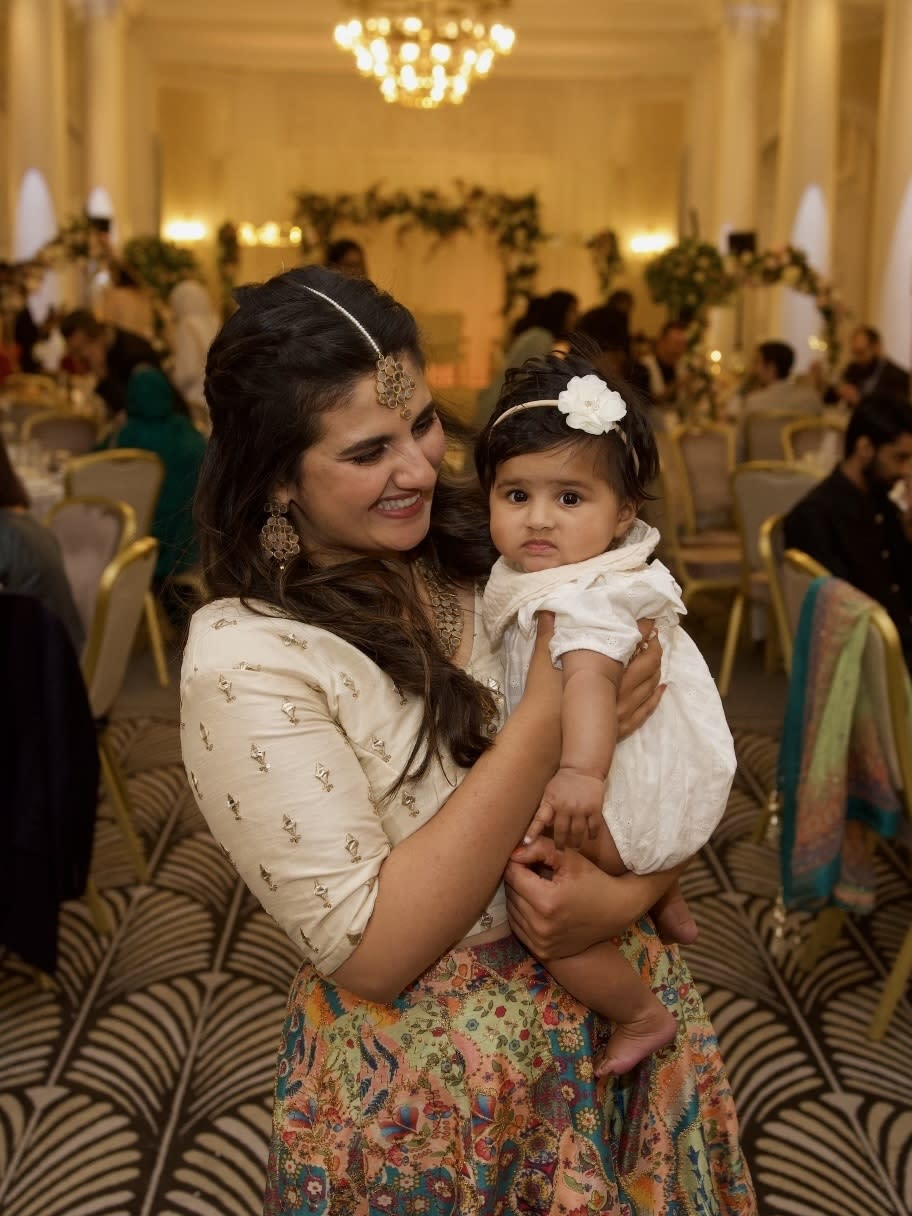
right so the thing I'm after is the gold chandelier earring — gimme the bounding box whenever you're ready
[260,500,301,570]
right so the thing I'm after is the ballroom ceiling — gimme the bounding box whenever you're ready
[129,1,884,82]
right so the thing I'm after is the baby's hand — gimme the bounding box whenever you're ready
[524,769,605,851]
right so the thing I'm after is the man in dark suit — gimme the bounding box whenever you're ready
[60,309,161,417]
[835,325,910,406]
[784,393,912,666]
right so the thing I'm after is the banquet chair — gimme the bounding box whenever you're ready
[718,462,821,696]
[743,409,810,462]
[415,312,466,385]
[46,496,137,641]
[668,421,737,537]
[779,551,912,1041]
[782,415,847,471]
[81,537,159,884]
[3,372,61,402]
[64,449,169,687]
[758,514,794,676]
[21,410,99,457]
[655,459,741,616]
[5,398,53,437]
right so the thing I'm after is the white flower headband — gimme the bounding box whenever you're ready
[491,374,628,439]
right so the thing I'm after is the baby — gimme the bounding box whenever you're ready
[476,353,736,1075]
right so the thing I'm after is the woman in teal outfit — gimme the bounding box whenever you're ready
[103,365,206,580]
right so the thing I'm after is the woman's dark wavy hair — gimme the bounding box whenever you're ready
[474,343,659,505]
[197,265,497,796]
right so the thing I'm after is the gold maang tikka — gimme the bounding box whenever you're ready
[260,500,301,570]
[300,284,416,418]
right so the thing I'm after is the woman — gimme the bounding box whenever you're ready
[476,290,579,425]
[181,266,755,1213]
[0,437,84,653]
[102,365,205,581]
[168,278,221,412]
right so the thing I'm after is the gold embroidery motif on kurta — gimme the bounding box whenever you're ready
[282,814,301,844]
[340,672,360,698]
[212,618,237,630]
[259,864,278,892]
[401,792,419,817]
[369,736,391,763]
[189,771,202,799]
[392,682,407,706]
[344,833,363,863]
[300,929,319,954]
[226,793,241,820]
[479,910,494,930]
[313,880,332,909]
[346,931,363,946]
[282,700,299,726]
[280,631,308,649]
[217,675,236,703]
[199,723,213,751]
[314,763,334,792]
[250,743,270,773]
[234,661,261,671]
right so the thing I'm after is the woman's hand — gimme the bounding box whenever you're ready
[617,619,664,740]
[504,836,681,958]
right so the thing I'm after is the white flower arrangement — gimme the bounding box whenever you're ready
[557,375,628,436]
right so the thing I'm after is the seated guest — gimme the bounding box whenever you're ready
[0,438,84,654]
[99,366,206,582]
[735,340,822,458]
[637,320,688,409]
[96,262,156,342]
[742,341,821,414]
[573,304,652,400]
[60,309,161,418]
[784,393,912,666]
[476,290,579,425]
[324,238,367,278]
[830,325,910,406]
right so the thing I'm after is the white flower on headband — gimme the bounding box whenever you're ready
[557,375,627,436]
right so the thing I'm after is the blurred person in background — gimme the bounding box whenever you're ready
[0,438,84,653]
[325,239,367,278]
[60,309,161,418]
[168,279,221,413]
[476,290,579,425]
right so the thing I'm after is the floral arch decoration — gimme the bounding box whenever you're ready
[644,238,846,368]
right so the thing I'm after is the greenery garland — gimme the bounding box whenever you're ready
[291,182,545,315]
[0,217,91,316]
[585,230,624,299]
[121,236,203,303]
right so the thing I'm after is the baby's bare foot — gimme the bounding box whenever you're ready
[595,1006,677,1077]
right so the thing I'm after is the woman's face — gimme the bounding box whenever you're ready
[282,355,446,562]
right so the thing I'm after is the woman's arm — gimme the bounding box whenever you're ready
[331,625,563,1001]
[503,836,685,958]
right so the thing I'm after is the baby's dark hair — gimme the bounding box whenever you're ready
[474,346,659,505]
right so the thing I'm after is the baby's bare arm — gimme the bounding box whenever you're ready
[526,649,624,850]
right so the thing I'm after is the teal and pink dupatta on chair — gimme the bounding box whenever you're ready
[779,576,907,914]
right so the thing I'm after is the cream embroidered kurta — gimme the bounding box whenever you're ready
[483,521,736,874]
[180,592,507,976]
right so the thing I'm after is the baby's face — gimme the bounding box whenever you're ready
[489,447,634,572]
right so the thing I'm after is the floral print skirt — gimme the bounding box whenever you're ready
[265,921,756,1215]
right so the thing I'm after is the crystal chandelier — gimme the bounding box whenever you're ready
[334,3,516,110]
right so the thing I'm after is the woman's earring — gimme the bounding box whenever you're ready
[260,500,301,569]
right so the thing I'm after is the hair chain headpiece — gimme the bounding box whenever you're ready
[300,283,416,418]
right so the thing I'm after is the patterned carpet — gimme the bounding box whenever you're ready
[1,703,911,1214]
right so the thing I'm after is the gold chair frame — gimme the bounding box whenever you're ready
[781,548,912,1040]
[668,421,736,537]
[21,408,100,451]
[743,408,811,462]
[758,513,792,675]
[82,537,160,888]
[65,449,169,688]
[718,461,820,697]
[45,493,137,550]
[782,415,847,465]
[655,462,741,614]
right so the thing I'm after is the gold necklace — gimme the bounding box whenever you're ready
[414,557,464,660]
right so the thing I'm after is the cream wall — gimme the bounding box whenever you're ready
[156,68,684,384]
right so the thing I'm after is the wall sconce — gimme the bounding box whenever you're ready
[237,222,304,248]
[163,219,207,242]
[629,232,674,255]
